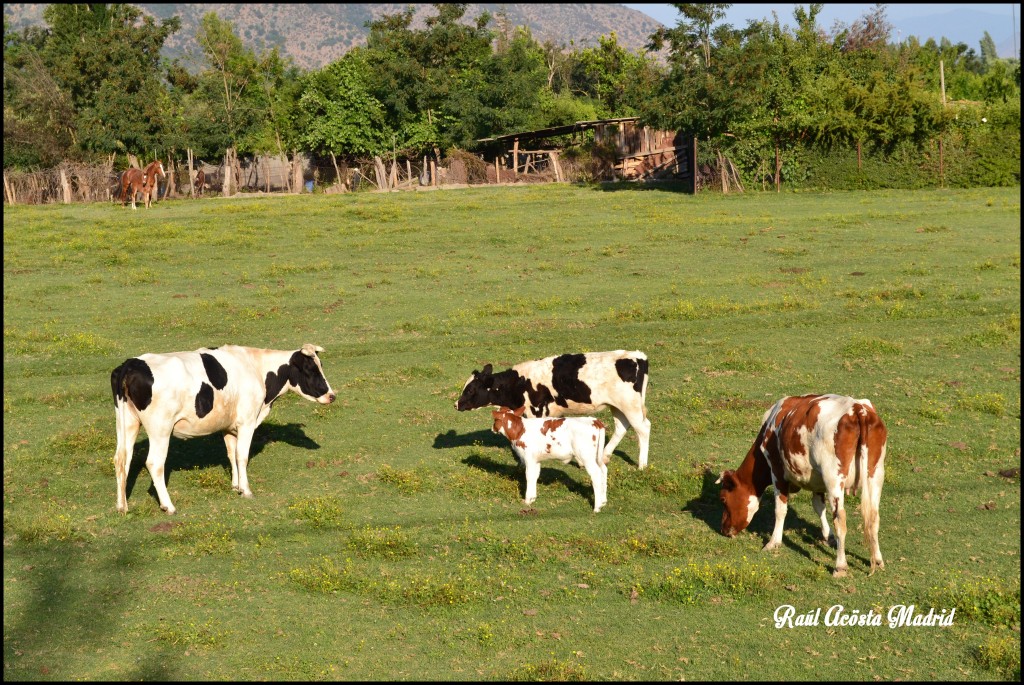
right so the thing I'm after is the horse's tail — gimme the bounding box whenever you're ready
[115,171,124,201]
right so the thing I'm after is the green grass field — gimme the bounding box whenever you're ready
[3,184,1020,680]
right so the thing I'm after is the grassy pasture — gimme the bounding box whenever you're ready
[3,184,1020,681]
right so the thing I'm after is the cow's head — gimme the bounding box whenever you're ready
[716,469,759,538]
[290,344,335,404]
[491,405,525,439]
[455,364,496,411]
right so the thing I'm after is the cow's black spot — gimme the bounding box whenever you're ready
[635,357,649,393]
[290,351,330,398]
[616,357,648,393]
[195,382,215,418]
[110,358,154,410]
[265,364,291,405]
[551,353,591,406]
[201,353,228,390]
[526,382,555,416]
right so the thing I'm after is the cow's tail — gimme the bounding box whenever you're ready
[637,352,649,421]
[598,422,609,466]
[855,403,881,551]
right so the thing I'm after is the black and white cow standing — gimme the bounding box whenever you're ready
[456,350,651,468]
[111,344,335,514]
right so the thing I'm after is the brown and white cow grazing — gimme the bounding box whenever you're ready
[111,344,335,514]
[491,406,609,512]
[456,350,651,468]
[717,394,887,577]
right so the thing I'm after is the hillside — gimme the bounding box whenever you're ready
[2,3,666,70]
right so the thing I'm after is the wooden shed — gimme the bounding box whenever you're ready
[477,117,695,190]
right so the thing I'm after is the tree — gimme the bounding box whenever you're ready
[297,52,390,158]
[979,31,999,65]
[3,4,179,164]
[572,33,659,117]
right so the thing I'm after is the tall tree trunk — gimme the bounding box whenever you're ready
[187,149,196,198]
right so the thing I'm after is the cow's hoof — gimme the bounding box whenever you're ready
[161,506,177,515]
[762,540,782,551]
[241,491,254,499]
[832,568,848,578]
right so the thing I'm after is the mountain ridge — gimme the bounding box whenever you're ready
[2,3,666,70]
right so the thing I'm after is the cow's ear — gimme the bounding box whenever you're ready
[717,470,736,490]
[481,363,492,376]
[300,343,322,357]
[513,405,526,417]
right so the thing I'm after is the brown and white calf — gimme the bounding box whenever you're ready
[111,344,335,514]
[457,350,651,468]
[491,406,609,512]
[717,394,888,577]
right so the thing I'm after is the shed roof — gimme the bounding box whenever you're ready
[476,117,640,145]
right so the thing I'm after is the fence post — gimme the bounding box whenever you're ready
[187,148,196,198]
[4,172,15,205]
[59,167,72,204]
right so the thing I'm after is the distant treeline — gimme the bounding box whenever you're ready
[3,3,1020,189]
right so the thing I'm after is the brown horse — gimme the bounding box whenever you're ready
[117,160,165,210]
[195,168,206,197]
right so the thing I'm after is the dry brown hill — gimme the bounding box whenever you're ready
[3,3,666,70]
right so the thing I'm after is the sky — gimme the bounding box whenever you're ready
[624,3,1021,57]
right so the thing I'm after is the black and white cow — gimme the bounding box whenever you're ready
[111,344,335,514]
[456,350,651,468]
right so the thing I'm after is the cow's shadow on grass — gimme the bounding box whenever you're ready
[124,422,319,504]
[461,452,595,508]
[432,428,507,450]
[681,469,862,565]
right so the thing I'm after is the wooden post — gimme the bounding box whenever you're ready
[59,167,71,204]
[165,156,176,198]
[774,141,781,193]
[549,151,563,182]
[186,149,195,198]
[939,137,944,188]
[718,150,728,193]
[406,159,412,187]
[291,152,303,194]
[857,141,862,171]
[430,158,437,187]
[690,136,698,194]
[512,138,519,181]
[4,171,15,205]
[940,60,946,106]
[330,152,342,189]
[223,149,232,197]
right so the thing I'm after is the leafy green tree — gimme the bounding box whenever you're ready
[362,4,495,153]
[572,33,660,117]
[4,4,179,163]
[297,52,390,157]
